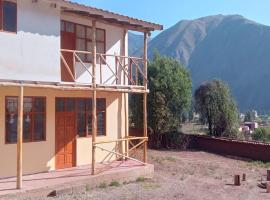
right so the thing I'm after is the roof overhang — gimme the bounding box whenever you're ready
[49,0,163,32]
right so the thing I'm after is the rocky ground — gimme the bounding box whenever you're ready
[2,150,270,200]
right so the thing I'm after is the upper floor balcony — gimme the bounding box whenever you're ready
[60,49,148,92]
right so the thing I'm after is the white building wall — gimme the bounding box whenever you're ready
[0,1,129,84]
[0,0,61,82]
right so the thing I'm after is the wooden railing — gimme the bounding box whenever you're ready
[60,49,147,87]
[93,136,148,167]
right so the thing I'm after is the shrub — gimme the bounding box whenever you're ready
[252,128,270,142]
[109,180,120,187]
[136,177,145,182]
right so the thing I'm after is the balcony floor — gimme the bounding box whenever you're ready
[0,160,154,198]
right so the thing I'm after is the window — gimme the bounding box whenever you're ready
[76,98,106,137]
[6,97,46,143]
[61,21,106,63]
[0,1,17,33]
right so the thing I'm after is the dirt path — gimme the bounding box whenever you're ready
[3,150,270,200]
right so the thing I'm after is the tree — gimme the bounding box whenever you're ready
[194,80,239,137]
[147,53,192,147]
[244,110,255,122]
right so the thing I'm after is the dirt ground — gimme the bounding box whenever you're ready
[3,150,270,200]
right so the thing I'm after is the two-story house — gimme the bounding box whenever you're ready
[0,0,162,188]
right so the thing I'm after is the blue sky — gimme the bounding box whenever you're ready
[74,0,270,36]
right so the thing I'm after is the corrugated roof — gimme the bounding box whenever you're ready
[54,0,163,32]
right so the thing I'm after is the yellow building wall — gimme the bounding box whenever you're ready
[0,86,127,178]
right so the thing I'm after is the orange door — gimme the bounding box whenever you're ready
[55,98,76,169]
[61,21,76,82]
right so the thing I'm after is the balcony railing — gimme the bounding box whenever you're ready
[60,49,147,88]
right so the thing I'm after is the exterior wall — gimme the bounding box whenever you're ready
[0,86,126,178]
[0,0,61,82]
[61,14,128,85]
[0,1,129,84]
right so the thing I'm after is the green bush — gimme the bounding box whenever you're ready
[252,128,270,142]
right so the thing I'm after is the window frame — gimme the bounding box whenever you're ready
[5,96,47,144]
[61,20,106,63]
[0,0,17,34]
[74,97,106,138]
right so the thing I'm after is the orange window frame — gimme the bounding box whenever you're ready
[5,96,46,144]
[0,1,17,33]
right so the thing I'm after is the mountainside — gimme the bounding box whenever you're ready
[132,14,270,112]
[128,32,144,56]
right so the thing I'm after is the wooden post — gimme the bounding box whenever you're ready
[143,32,148,163]
[234,175,241,186]
[267,170,270,181]
[267,183,270,193]
[17,86,23,189]
[122,29,129,159]
[91,20,97,175]
[242,173,246,181]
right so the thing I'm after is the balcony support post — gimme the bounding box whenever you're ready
[91,20,97,175]
[122,29,129,158]
[17,85,23,189]
[143,32,149,163]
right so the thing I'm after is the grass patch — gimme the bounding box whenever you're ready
[136,177,145,182]
[141,183,161,190]
[85,184,91,192]
[109,180,120,187]
[247,161,270,168]
[99,181,107,189]
[166,156,177,162]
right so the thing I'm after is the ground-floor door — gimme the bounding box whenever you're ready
[55,98,76,169]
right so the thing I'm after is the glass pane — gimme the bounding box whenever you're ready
[97,99,106,111]
[76,25,85,38]
[61,21,65,31]
[76,38,86,61]
[86,27,92,40]
[97,112,105,135]
[6,114,17,143]
[77,112,86,137]
[23,97,33,113]
[85,99,92,112]
[6,97,18,114]
[86,42,93,62]
[66,99,75,112]
[3,1,16,32]
[34,98,45,112]
[34,113,45,141]
[97,42,105,54]
[77,99,85,112]
[96,29,105,42]
[56,99,65,112]
[23,114,31,141]
[66,22,74,33]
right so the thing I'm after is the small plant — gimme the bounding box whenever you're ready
[109,180,120,187]
[99,181,107,189]
[141,183,161,189]
[136,177,145,182]
[166,156,177,162]
[247,161,270,168]
[85,184,91,192]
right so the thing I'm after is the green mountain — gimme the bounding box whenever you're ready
[131,15,270,112]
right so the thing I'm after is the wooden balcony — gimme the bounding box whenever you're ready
[60,49,148,93]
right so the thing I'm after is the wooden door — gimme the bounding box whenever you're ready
[61,21,76,82]
[55,98,76,169]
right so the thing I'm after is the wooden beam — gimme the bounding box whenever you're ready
[17,86,23,189]
[143,32,149,163]
[123,29,129,158]
[91,20,97,175]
